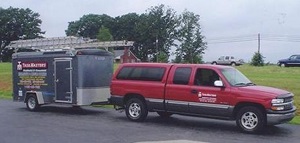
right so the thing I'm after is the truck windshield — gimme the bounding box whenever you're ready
[221,68,254,86]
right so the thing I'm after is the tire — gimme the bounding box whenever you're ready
[280,63,286,67]
[26,95,40,111]
[236,106,265,133]
[125,98,148,122]
[212,62,217,65]
[157,111,173,118]
[231,62,236,66]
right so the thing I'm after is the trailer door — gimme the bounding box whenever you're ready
[54,58,72,103]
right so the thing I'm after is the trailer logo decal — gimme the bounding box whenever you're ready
[17,61,48,89]
[17,61,48,71]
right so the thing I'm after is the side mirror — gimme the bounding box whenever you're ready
[214,80,224,87]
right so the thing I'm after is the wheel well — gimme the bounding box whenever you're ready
[280,62,287,66]
[123,93,146,105]
[233,102,266,119]
[24,92,37,103]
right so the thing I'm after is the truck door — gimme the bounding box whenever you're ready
[54,58,72,103]
[165,67,192,113]
[188,68,233,117]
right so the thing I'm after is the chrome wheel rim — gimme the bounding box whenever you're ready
[128,103,141,118]
[241,112,258,130]
[28,97,36,109]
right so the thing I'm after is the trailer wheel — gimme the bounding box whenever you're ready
[125,98,148,122]
[236,106,265,133]
[157,111,173,118]
[26,95,40,111]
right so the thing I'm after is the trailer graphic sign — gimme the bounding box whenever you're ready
[17,61,48,89]
[17,61,48,71]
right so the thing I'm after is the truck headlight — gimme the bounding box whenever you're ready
[271,106,284,111]
[271,98,285,111]
[271,99,284,104]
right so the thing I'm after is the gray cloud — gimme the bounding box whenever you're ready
[2,0,300,63]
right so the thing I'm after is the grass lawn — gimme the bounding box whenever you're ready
[0,63,299,124]
[0,63,12,99]
[236,65,300,116]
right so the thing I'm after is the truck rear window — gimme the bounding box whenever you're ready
[116,67,165,81]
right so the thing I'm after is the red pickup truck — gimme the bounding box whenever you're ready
[110,63,296,133]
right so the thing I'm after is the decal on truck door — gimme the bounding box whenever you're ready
[198,92,217,103]
[54,59,72,103]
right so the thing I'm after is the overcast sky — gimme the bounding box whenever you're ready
[2,0,300,63]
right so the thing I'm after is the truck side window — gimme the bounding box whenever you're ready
[173,67,191,85]
[194,69,220,87]
[116,67,133,79]
[116,67,165,81]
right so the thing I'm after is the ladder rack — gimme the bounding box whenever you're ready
[7,36,134,51]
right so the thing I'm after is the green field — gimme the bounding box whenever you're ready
[0,63,299,124]
[236,65,300,115]
[0,63,12,99]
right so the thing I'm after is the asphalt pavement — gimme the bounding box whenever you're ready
[0,100,299,143]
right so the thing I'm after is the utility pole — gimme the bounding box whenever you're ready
[156,37,158,62]
[258,33,261,53]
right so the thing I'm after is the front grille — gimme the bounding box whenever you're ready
[278,93,294,111]
[284,103,294,110]
[284,96,293,103]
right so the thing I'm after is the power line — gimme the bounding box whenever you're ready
[208,39,257,44]
[206,34,300,44]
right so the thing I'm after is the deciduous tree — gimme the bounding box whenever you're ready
[175,10,206,63]
[65,14,115,39]
[0,7,44,61]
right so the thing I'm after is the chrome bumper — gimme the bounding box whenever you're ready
[267,112,296,125]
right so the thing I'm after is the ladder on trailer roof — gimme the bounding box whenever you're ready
[7,36,134,51]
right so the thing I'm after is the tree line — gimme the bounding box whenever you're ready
[0,5,207,63]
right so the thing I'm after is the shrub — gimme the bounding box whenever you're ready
[251,52,264,66]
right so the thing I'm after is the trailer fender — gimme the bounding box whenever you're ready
[25,91,45,105]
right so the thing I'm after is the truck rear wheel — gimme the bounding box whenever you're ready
[26,95,40,111]
[236,106,265,133]
[125,98,148,122]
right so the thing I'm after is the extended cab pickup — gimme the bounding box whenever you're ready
[110,63,296,133]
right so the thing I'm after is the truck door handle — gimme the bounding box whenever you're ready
[191,89,198,94]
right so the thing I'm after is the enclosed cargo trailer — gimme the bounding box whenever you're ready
[12,49,113,111]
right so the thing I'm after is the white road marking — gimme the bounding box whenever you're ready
[136,140,208,143]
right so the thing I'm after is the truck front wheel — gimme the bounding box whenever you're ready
[236,106,265,133]
[26,95,40,111]
[125,98,148,122]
